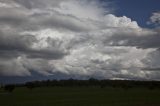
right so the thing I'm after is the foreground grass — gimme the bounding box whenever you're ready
[0,87,160,106]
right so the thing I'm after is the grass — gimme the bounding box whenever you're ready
[0,86,160,106]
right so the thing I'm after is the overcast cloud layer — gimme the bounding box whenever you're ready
[0,0,160,80]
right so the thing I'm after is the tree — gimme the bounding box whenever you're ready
[4,84,15,92]
[25,82,35,90]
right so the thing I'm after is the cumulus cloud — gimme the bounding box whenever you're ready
[148,11,160,26]
[0,0,160,80]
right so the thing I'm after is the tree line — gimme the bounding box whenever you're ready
[25,78,160,90]
[2,78,160,92]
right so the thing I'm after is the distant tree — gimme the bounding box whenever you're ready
[4,84,15,92]
[88,78,99,86]
[0,83,3,89]
[25,82,35,90]
[23,79,160,89]
[46,79,51,86]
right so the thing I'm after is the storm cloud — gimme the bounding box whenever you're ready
[0,0,160,80]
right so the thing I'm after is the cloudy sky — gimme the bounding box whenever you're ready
[0,0,160,83]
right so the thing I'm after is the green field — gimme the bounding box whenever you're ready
[0,87,160,106]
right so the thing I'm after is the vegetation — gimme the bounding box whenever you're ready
[24,78,160,90]
[4,84,15,92]
[0,79,160,106]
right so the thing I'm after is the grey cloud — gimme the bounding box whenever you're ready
[0,7,30,28]
[142,50,160,68]
[0,30,34,51]
[13,0,64,9]
[13,0,38,9]
[37,13,94,32]
[0,6,95,32]
[104,28,160,49]
[0,58,31,76]
[26,49,68,60]
[0,29,68,60]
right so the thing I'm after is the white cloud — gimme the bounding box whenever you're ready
[104,14,139,28]
[148,12,160,26]
[54,0,108,21]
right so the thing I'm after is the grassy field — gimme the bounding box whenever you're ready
[0,87,160,106]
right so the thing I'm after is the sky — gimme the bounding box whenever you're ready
[0,0,160,84]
